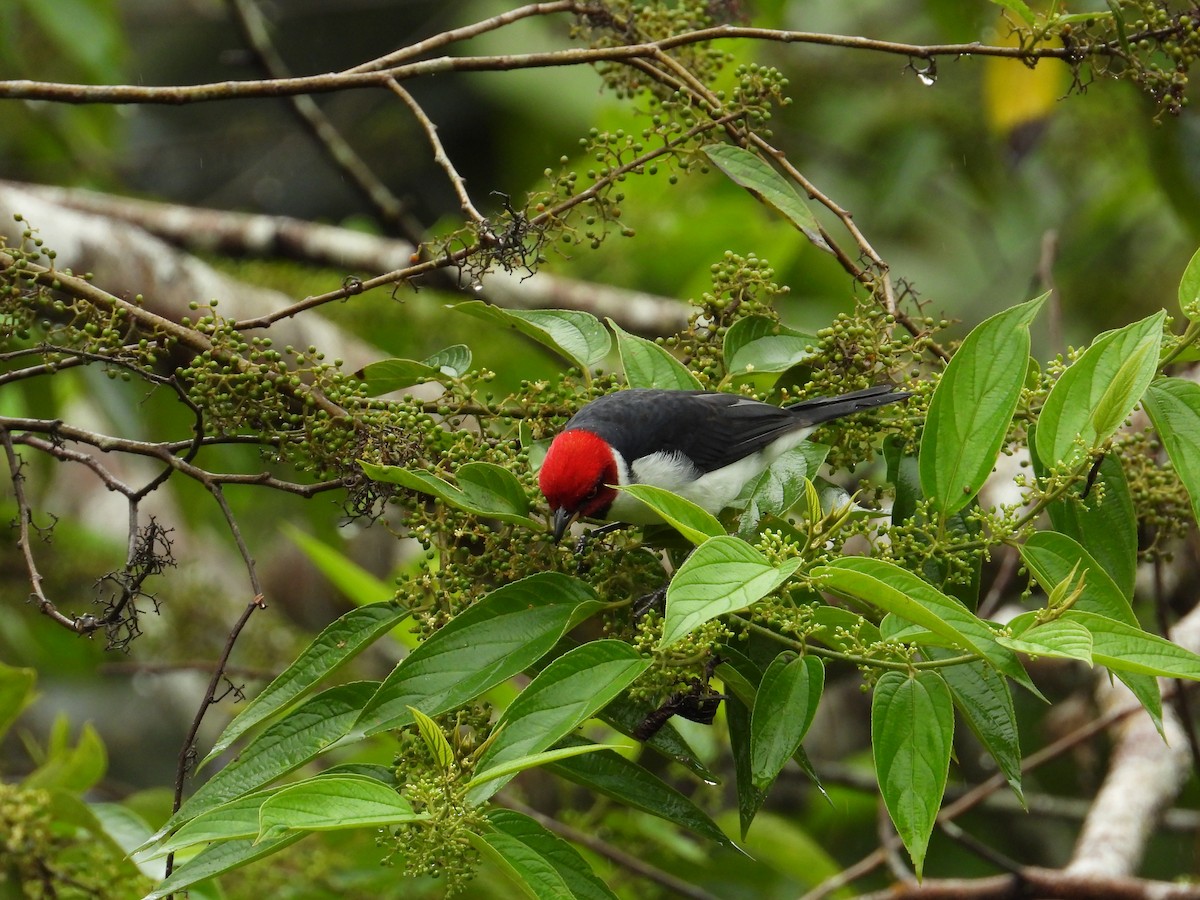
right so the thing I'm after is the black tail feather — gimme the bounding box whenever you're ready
[784,384,910,426]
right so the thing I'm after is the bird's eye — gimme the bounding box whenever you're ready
[586,484,601,501]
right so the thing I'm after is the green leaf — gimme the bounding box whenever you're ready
[23,721,106,793]
[1144,377,1200,523]
[722,315,818,376]
[607,318,702,389]
[282,524,396,606]
[487,810,619,900]
[727,690,766,838]
[736,443,830,538]
[424,343,473,376]
[37,791,146,886]
[467,640,649,804]
[989,0,1037,25]
[146,833,305,899]
[1068,611,1200,679]
[660,536,802,648]
[453,302,611,371]
[812,557,1039,696]
[169,682,376,829]
[594,695,716,782]
[465,743,624,790]
[932,652,1023,803]
[1178,244,1200,321]
[357,573,604,734]
[409,707,456,772]
[998,618,1094,665]
[257,775,425,839]
[750,654,824,791]
[616,483,725,544]
[356,344,471,393]
[1042,455,1138,600]
[872,671,954,879]
[139,793,272,858]
[1019,531,1136,626]
[201,603,407,769]
[702,144,831,253]
[547,736,731,846]
[1036,310,1165,468]
[0,661,36,744]
[920,296,1045,516]
[470,831,574,900]
[362,460,536,527]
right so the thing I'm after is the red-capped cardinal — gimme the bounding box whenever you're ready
[538,385,909,542]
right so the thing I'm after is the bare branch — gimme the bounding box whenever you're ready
[0,27,1078,107]
[225,0,419,239]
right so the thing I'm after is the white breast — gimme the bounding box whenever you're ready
[605,426,816,522]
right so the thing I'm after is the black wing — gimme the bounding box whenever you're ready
[564,386,907,473]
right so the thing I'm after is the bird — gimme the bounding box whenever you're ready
[538,384,910,543]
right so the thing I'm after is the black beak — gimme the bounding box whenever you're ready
[551,507,574,544]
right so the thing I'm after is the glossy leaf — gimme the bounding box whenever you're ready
[750,654,824,791]
[547,736,731,846]
[660,536,802,648]
[423,343,473,376]
[146,832,305,899]
[933,652,1023,802]
[467,641,649,804]
[1069,611,1200,679]
[362,460,536,527]
[617,483,725,544]
[471,831,573,900]
[736,442,830,538]
[201,602,407,768]
[607,318,702,389]
[453,301,611,370]
[169,682,376,829]
[723,315,817,375]
[257,775,425,839]
[920,296,1044,516]
[356,344,471,394]
[410,707,456,772]
[1042,454,1138,599]
[1019,531,1136,625]
[466,743,623,790]
[702,144,831,252]
[1144,377,1200,523]
[812,557,1038,696]
[140,793,272,858]
[998,618,1094,665]
[358,573,605,734]
[595,695,715,782]
[727,690,767,838]
[872,671,954,878]
[1036,310,1165,468]
[487,810,619,900]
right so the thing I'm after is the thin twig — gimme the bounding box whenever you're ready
[384,79,487,227]
[225,0,419,239]
[0,28,1084,107]
[165,484,267,881]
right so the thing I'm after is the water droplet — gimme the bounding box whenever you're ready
[918,70,935,86]
[472,282,484,293]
